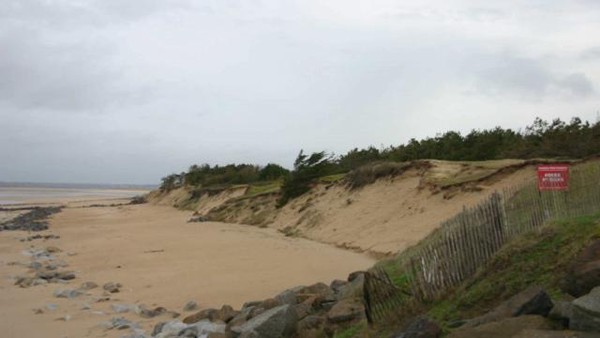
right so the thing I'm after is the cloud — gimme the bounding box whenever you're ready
[1,0,600,184]
[469,55,595,100]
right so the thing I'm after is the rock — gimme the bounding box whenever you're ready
[548,301,574,326]
[36,270,76,281]
[103,282,122,293]
[138,306,167,319]
[571,286,600,331]
[330,280,348,293]
[104,317,139,330]
[46,246,62,253]
[53,288,83,299]
[261,298,283,311]
[512,329,600,338]
[275,289,297,306]
[326,299,365,324]
[391,316,441,338]
[216,305,238,323]
[80,281,98,290]
[464,286,553,327]
[111,304,131,313]
[153,320,188,338]
[178,320,226,337]
[188,216,209,223]
[46,304,58,311]
[183,308,218,324]
[561,239,600,297]
[152,321,167,336]
[337,274,365,300]
[242,301,262,310]
[296,315,326,338]
[447,315,553,338]
[231,304,298,338]
[183,301,199,312]
[348,271,366,282]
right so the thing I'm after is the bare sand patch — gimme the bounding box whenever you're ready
[0,204,375,338]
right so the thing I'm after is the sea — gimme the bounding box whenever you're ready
[0,183,153,206]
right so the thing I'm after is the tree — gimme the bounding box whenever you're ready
[277,150,334,207]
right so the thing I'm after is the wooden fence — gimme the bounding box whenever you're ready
[407,161,600,301]
[365,161,600,323]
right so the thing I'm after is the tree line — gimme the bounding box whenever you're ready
[160,117,600,204]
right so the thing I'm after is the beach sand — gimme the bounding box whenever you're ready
[0,202,375,337]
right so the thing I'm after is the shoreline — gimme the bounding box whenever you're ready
[0,198,375,337]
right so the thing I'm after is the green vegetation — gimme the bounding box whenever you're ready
[159,163,289,192]
[159,116,600,203]
[277,150,338,207]
[333,322,369,338]
[380,213,600,330]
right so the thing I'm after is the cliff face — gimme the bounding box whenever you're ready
[148,159,578,257]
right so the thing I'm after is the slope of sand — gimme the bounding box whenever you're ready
[0,204,375,338]
[271,167,536,256]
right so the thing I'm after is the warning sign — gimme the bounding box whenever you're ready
[537,164,570,191]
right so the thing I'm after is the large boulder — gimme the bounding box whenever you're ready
[336,273,365,301]
[391,316,441,338]
[570,286,600,331]
[561,239,600,297]
[296,316,327,338]
[464,286,553,327]
[326,299,365,324]
[447,315,553,338]
[230,304,298,338]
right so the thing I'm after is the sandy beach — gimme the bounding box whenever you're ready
[0,200,375,337]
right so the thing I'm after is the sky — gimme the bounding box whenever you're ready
[1,0,599,185]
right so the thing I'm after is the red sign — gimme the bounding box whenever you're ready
[537,164,569,191]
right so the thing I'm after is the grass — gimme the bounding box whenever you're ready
[245,181,281,197]
[425,213,600,326]
[333,322,369,338]
[320,173,347,184]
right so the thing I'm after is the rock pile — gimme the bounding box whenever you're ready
[0,206,63,231]
[149,272,368,338]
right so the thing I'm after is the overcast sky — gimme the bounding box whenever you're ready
[1,0,599,184]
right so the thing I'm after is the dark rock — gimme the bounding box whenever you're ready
[188,215,209,223]
[391,316,441,338]
[0,206,62,232]
[297,315,326,338]
[561,239,600,297]
[348,271,366,282]
[216,305,238,323]
[231,305,298,338]
[53,288,83,298]
[183,300,199,312]
[178,320,226,337]
[275,289,297,306]
[548,301,574,327]
[571,286,600,331]
[152,321,167,336]
[242,301,262,310]
[261,298,282,311]
[330,279,348,293]
[139,306,167,318]
[337,274,365,302]
[464,286,553,327]
[80,281,98,290]
[46,246,62,253]
[447,315,553,338]
[36,270,76,281]
[103,282,122,293]
[326,299,365,324]
[183,308,218,324]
